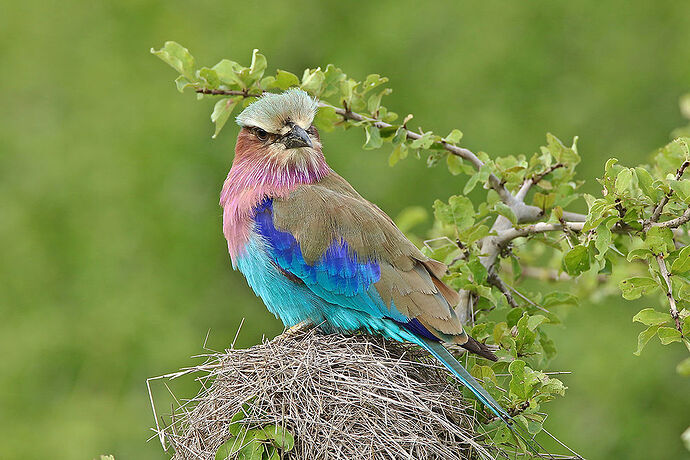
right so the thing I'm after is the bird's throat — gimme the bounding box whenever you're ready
[219,149,331,263]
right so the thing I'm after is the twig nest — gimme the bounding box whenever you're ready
[159,328,493,459]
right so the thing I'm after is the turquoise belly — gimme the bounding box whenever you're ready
[234,235,414,343]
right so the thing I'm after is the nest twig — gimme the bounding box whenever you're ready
[150,327,501,459]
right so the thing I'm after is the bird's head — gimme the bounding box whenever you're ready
[234,89,325,177]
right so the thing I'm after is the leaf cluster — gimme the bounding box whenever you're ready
[215,401,295,460]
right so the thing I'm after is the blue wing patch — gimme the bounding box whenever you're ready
[252,198,408,323]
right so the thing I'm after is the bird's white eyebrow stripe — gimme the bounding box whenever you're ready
[235,88,318,133]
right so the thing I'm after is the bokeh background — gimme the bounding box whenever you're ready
[2,1,690,458]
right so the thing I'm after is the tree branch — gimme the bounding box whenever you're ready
[643,160,690,231]
[513,265,609,284]
[656,254,682,333]
[651,206,690,229]
[515,163,565,201]
[494,222,585,247]
[487,272,519,308]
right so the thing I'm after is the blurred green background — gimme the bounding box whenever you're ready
[2,1,689,458]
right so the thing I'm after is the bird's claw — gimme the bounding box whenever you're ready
[284,321,313,336]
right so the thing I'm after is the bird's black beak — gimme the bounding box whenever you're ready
[282,124,312,149]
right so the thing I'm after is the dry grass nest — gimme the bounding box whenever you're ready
[152,327,503,459]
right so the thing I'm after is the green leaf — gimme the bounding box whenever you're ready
[508,360,539,400]
[634,325,660,356]
[620,278,659,300]
[545,133,580,166]
[463,172,481,195]
[151,41,196,80]
[463,165,491,194]
[635,166,661,201]
[508,360,527,399]
[198,67,220,89]
[360,73,389,97]
[388,143,407,166]
[670,179,690,204]
[542,291,579,307]
[632,308,671,326]
[313,105,340,132]
[174,75,194,93]
[657,327,682,345]
[527,314,547,331]
[467,283,498,306]
[524,414,545,435]
[494,202,517,225]
[433,196,475,231]
[320,64,346,97]
[614,168,633,195]
[582,198,614,232]
[671,246,690,274]
[261,425,295,452]
[446,154,465,175]
[211,97,239,138]
[338,78,358,105]
[677,357,690,376]
[533,192,556,210]
[645,227,675,255]
[539,334,557,360]
[265,446,279,460]
[459,223,490,245]
[216,429,247,459]
[246,49,267,84]
[367,89,392,114]
[378,126,398,139]
[363,125,383,150]
[212,59,245,88]
[409,132,435,150]
[301,67,325,94]
[227,401,255,437]
[237,439,264,460]
[492,425,512,445]
[391,126,407,145]
[470,364,498,384]
[266,69,300,90]
[468,256,488,284]
[595,222,612,260]
[444,129,463,144]
[627,248,653,262]
[562,245,590,276]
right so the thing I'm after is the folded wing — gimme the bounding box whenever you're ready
[256,172,470,345]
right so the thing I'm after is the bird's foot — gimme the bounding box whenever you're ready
[284,321,314,336]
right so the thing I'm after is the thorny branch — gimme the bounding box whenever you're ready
[656,254,683,334]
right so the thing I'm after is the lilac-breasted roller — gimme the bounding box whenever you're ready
[220,89,512,425]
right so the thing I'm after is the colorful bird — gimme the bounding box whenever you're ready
[220,89,511,426]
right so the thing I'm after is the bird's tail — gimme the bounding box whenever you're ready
[417,338,550,457]
[418,338,509,420]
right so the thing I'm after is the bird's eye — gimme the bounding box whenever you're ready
[255,128,268,141]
